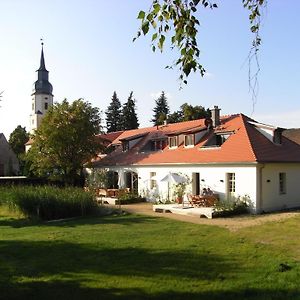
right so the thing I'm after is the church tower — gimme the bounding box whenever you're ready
[29,42,53,134]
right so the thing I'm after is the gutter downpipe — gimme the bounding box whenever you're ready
[257,163,265,213]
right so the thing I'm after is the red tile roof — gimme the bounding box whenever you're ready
[93,114,300,167]
[96,131,124,143]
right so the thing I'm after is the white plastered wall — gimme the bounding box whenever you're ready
[30,94,53,133]
[135,164,258,207]
[261,163,300,212]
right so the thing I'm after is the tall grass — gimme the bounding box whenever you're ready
[0,186,97,220]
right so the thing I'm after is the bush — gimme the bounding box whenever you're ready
[1,186,98,221]
[214,195,251,217]
[116,193,146,205]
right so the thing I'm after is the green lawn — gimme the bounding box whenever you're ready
[1,210,300,299]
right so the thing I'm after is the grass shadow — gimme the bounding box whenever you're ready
[0,212,157,228]
[2,278,300,300]
[0,239,241,299]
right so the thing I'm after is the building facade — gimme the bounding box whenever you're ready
[91,107,300,213]
[0,133,19,176]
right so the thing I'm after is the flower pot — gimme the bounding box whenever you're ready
[176,196,183,204]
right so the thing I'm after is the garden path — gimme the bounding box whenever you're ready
[121,203,300,232]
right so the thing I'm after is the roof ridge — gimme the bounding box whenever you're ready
[239,114,258,161]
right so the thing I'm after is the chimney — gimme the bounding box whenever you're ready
[211,105,221,127]
[273,128,284,144]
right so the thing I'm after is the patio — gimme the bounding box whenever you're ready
[153,204,215,219]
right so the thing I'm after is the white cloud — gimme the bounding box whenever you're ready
[253,110,300,129]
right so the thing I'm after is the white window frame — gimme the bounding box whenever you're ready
[150,172,157,189]
[184,134,194,147]
[169,136,178,148]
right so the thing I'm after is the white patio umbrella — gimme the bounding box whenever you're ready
[160,172,187,202]
[117,170,126,210]
[160,173,187,184]
[118,170,125,189]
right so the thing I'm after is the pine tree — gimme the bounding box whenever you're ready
[105,91,122,133]
[121,91,139,130]
[152,91,170,126]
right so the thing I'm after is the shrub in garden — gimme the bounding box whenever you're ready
[4,186,97,220]
[116,193,146,205]
[214,195,252,217]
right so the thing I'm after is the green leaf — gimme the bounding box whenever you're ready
[147,13,153,22]
[137,11,145,20]
[251,25,258,32]
[158,35,165,51]
[142,21,149,35]
[153,3,161,14]
[152,33,158,41]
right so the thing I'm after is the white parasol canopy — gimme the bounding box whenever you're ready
[160,172,187,184]
[160,172,187,202]
[118,170,125,188]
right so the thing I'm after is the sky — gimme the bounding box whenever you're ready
[0,0,300,138]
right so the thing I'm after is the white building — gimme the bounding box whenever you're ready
[92,106,300,213]
[29,42,53,134]
[0,133,19,176]
[26,43,53,152]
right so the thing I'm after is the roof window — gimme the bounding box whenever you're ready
[151,139,167,151]
[184,134,194,147]
[122,141,129,152]
[202,132,232,148]
[169,136,178,148]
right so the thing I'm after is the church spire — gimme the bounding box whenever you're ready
[32,40,53,96]
[29,40,54,134]
[37,42,47,71]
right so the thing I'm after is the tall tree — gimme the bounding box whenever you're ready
[152,91,170,126]
[167,110,184,124]
[105,91,122,133]
[180,103,210,121]
[9,125,29,157]
[135,0,265,91]
[26,99,102,185]
[9,125,29,175]
[121,91,139,130]
[167,103,210,123]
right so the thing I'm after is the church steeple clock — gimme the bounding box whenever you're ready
[29,41,53,134]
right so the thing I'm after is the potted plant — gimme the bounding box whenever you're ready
[174,182,187,204]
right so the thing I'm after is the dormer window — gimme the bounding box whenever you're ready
[122,141,129,152]
[215,134,226,146]
[184,134,194,147]
[150,139,167,151]
[201,132,232,148]
[169,136,178,148]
